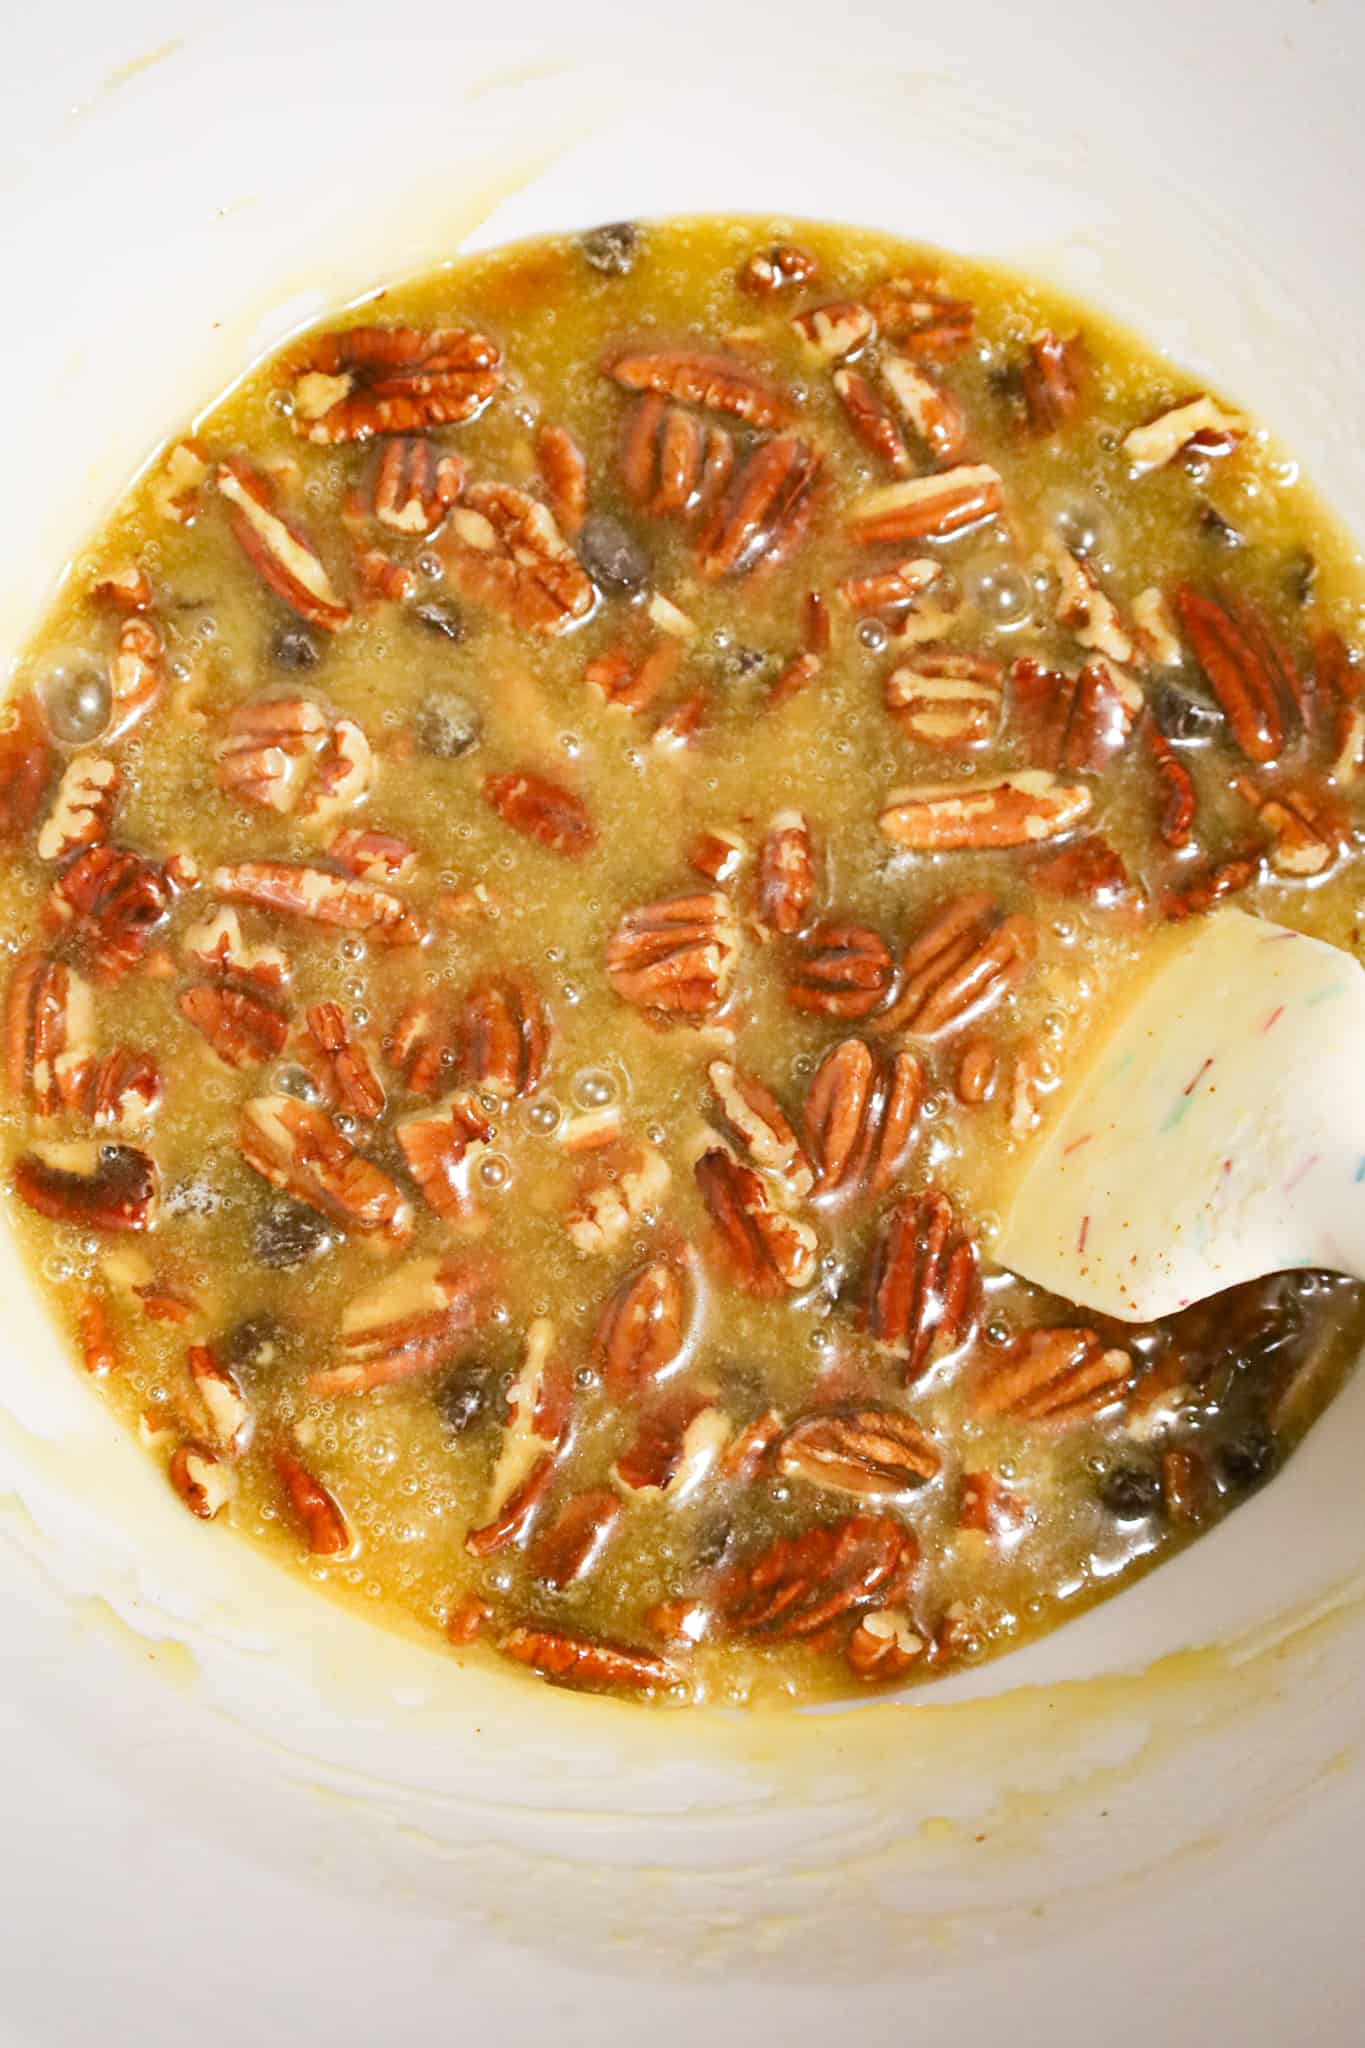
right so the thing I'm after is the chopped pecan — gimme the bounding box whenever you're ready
[108,616,165,740]
[958,1468,1030,1542]
[354,546,414,605]
[215,457,351,632]
[693,1141,818,1296]
[847,1607,926,1681]
[717,1514,917,1641]
[168,1443,233,1521]
[51,845,194,981]
[178,983,289,1068]
[1028,836,1134,907]
[885,653,1003,750]
[14,1140,157,1231]
[0,691,52,844]
[1236,775,1341,877]
[838,556,943,617]
[1008,1035,1050,1138]
[1011,655,1143,772]
[880,892,1037,1034]
[446,1595,494,1645]
[363,436,465,534]
[649,688,709,752]
[78,1293,119,1377]
[283,323,502,441]
[832,367,911,472]
[879,771,1091,851]
[757,809,815,935]
[499,1625,674,1693]
[440,481,595,635]
[1132,586,1184,668]
[217,696,329,813]
[1149,729,1196,848]
[1161,1446,1211,1523]
[536,423,588,538]
[565,1140,671,1254]
[297,718,374,828]
[803,1039,922,1200]
[305,1002,385,1118]
[182,907,289,992]
[1174,584,1304,763]
[767,651,821,710]
[1021,331,1086,433]
[790,301,876,363]
[239,1094,411,1242]
[594,1257,688,1399]
[708,1060,812,1202]
[386,996,457,1096]
[326,826,417,884]
[687,826,747,884]
[274,1445,352,1554]
[738,243,818,295]
[1316,627,1363,778]
[36,755,119,863]
[311,1255,494,1394]
[556,1105,623,1152]
[187,1343,251,1456]
[530,1488,622,1589]
[584,640,679,715]
[864,1189,976,1377]
[1162,848,1262,921]
[149,439,210,524]
[613,1392,731,1499]
[605,346,789,428]
[619,394,734,522]
[788,921,894,1018]
[778,1406,940,1499]
[971,1327,1132,1423]
[459,973,552,1098]
[880,354,967,461]
[395,1090,494,1225]
[482,770,595,857]
[955,1035,997,1104]
[86,1050,161,1129]
[1122,394,1248,470]
[7,950,94,1115]
[469,1317,573,1555]
[1040,537,1134,665]
[212,861,424,945]
[720,1408,786,1481]
[850,464,1003,545]
[606,892,739,1016]
[865,278,975,357]
[695,435,822,580]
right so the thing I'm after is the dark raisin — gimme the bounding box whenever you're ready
[1285,549,1318,605]
[437,1360,494,1436]
[1153,681,1223,745]
[222,1312,291,1372]
[1197,502,1243,549]
[251,1200,336,1270]
[416,691,482,759]
[413,601,466,643]
[579,221,639,276]
[1215,1425,1279,1491]
[271,626,321,670]
[577,513,649,593]
[1097,1464,1163,1520]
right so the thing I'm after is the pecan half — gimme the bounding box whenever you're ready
[1149,729,1196,849]
[1122,394,1247,470]
[530,1488,622,1589]
[1021,331,1085,433]
[311,1255,494,1394]
[594,1257,688,1399]
[788,922,894,1018]
[36,755,119,863]
[283,324,502,441]
[178,983,289,1068]
[708,1060,812,1202]
[619,394,734,522]
[832,367,911,473]
[717,1514,918,1641]
[212,862,424,945]
[778,1406,940,1499]
[880,354,967,461]
[695,435,822,580]
[363,436,465,534]
[187,1344,251,1456]
[239,1094,411,1242]
[1011,655,1144,773]
[880,892,1036,1035]
[1173,584,1304,763]
[274,1445,352,1554]
[459,973,552,1098]
[1040,537,1134,665]
[865,278,975,357]
[440,481,595,635]
[1028,836,1134,907]
[803,1039,922,1199]
[395,1090,494,1225]
[849,465,1003,545]
[693,1141,818,1295]
[757,809,815,935]
[879,771,1091,851]
[51,845,194,981]
[499,1625,674,1693]
[886,653,1002,750]
[182,907,289,992]
[971,1327,1132,1424]
[0,692,52,845]
[847,1607,926,1681]
[536,423,588,538]
[564,1141,671,1255]
[305,1001,385,1117]
[14,1140,158,1231]
[613,1392,731,1499]
[108,616,165,741]
[215,458,351,632]
[790,301,876,363]
[955,1035,997,1104]
[864,1189,976,1377]
[606,892,739,1016]
[469,1317,573,1555]
[386,996,458,1096]
[482,770,595,857]
[1162,848,1263,922]
[605,347,788,428]
[7,951,94,1115]
[168,1444,233,1521]
[738,243,819,295]
[218,696,329,813]
[1236,776,1341,877]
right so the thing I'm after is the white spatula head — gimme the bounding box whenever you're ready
[994,909,1365,1321]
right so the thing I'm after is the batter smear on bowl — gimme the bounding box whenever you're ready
[2,215,1364,1702]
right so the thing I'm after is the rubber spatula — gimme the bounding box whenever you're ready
[994,908,1365,1321]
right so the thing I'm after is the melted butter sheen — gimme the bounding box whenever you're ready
[3,215,1364,1706]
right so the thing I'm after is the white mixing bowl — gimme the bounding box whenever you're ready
[2,4,1363,2041]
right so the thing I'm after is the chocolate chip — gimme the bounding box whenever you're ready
[1197,502,1243,549]
[1097,1464,1163,1520]
[1215,1425,1279,1492]
[577,514,649,593]
[251,1200,336,1269]
[413,601,466,643]
[271,626,322,670]
[1153,681,1223,745]
[222,1312,292,1372]
[579,222,639,276]
[437,1360,496,1436]
[416,690,482,759]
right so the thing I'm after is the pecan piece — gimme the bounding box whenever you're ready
[757,808,815,935]
[459,973,552,1098]
[606,892,739,1016]
[790,301,876,363]
[1173,584,1304,763]
[1133,587,1184,668]
[1236,776,1341,877]
[1028,836,1134,906]
[594,1257,688,1399]
[364,436,465,534]
[274,1446,352,1554]
[971,1327,1132,1424]
[708,1060,812,1202]
[386,996,458,1096]
[440,481,595,635]
[1011,656,1143,772]
[850,464,1003,545]
[36,755,119,863]
[832,367,911,473]
[803,1039,922,1200]
[613,1392,731,1499]
[469,1318,573,1555]
[7,950,94,1115]
[879,892,1037,1034]
[847,1607,926,1681]
[395,1090,494,1225]
[864,1189,976,1377]
[778,1406,940,1499]
[1122,394,1248,470]
[482,770,595,857]
[530,1488,622,1589]
[78,1294,119,1377]
[738,243,819,295]
[687,826,747,884]
[297,718,374,829]
[886,653,1002,750]
[619,394,734,522]
[1040,537,1134,665]
[565,1141,671,1255]
[717,1514,918,1641]
[283,323,502,441]
[0,691,52,844]
[86,1049,161,1130]
[1020,332,1086,433]
[536,423,588,538]
[838,557,943,617]
[605,347,788,428]
[788,922,894,1018]
[212,862,424,945]
[239,1094,411,1242]
[695,435,822,580]
[1162,848,1263,922]
[14,1140,157,1230]
[311,1255,494,1395]
[215,457,350,632]
[499,1625,674,1693]
[584,640,679,715]
[168,1444,233,1521]
[108,616,165,741]
[879,771,1091,851]
[865,279,975,357]
[187,1343,251,1456]
[326,826,417,884]
[217,696,329,813]
[955,1035,997,1104]
[693,1142,818,1296]
[51,845,194,982]
[1149,729,1196,849]
[879,354,967,462]
[182,907,289,992]
[306,1002,386,1118]
[178,983,289,1069]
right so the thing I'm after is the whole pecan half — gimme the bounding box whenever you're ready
[482,770,595,857]
[440,481,595,636]
[362,436,465,534]
[459,973,552,1097]
[212,861,424,945]
[790,301,877,363]
[885,653,1003,750]
[394,1090,494,1225]
[880,354,967,462]
[708,1060,812,1202]
[7,950,94,1115]
[716,1513,918,1641]
[14,1140,158,1231]
[178,983,289,1069]
[36,755,119,863]
[864,1188,976,1377]
[606,892,739,1016]
[0,691,52,845]
[305,1001,386,1118]
[499,1624,675,1693]
[693,1142,819,1295]
[51,845,195,982]
[283,323,502,442]
[215,458,351,632]
[879,891,1037,1035]
[879,771,1091,851]
[536,423,588,538]
[787,922,894,1018]
[530,1488,622,1590]
[971,1327,1132,1424]
[850,464,1002,545]
[832,367,911,473]
[1021,331,1086,433]
[865,278,975,357]
[846,1607,926,1681]
[605,347,789,428]
[274,1445,352,1554]
[802,1038,923,1200]
[1011,656,1143,772]
[777,1406,940,1499]
[311,1255,494,1395]
[594,1257,688,1399]
[737,243,819,296]
[757,809,815,935]
[619,393,735,522]
[239,1094,412,1242]
[695,435,822,580]
[1173,584,1305,763]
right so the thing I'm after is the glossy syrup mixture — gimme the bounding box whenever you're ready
[2,215,1364,1704]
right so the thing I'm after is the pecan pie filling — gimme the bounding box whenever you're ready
[3,215,1363,1702]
